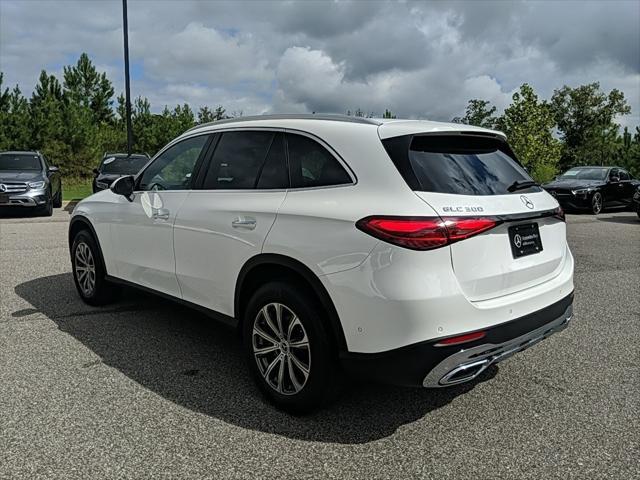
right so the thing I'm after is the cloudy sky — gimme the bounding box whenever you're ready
[1,0,639,126]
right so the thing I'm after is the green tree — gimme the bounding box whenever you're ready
[29,70,66,153]
[382,109,396,119]
[0,75,31,150]
[452,99,497,129]
[551,82,631,169]
[63,53,115,124]
[495,84,561,183]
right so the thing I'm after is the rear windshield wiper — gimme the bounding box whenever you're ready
[507,180,539,192]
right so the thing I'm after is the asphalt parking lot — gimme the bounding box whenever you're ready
[1,207,638,479]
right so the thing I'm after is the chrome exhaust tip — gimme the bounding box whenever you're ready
[439,358,491,386]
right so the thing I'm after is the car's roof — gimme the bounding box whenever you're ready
[185,114,506,140]
[103,153,148,159]
[565,166,614,170]
[0,150,39,155]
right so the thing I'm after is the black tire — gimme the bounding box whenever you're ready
[39,197,53,217]
[71,230,119,306]
[53,188,62,208]
[591,192,603,215]
[243,281,337,413]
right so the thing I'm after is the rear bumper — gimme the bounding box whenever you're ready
[340,292,573,387]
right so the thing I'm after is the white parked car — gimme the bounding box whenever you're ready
[69,114,574,412]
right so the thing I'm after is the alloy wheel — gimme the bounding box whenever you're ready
[592,192,603,214]
[75,242,96,296]
[252,302,311,395]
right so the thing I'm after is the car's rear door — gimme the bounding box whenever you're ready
[109,134,211,297]
[173,130,288,316]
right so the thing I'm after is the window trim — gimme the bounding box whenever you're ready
[133,133,213,193]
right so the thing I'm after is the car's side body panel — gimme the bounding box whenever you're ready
[174,190,286,315]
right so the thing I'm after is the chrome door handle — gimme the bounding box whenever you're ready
[232,217,257,230]
[153,208,170,220]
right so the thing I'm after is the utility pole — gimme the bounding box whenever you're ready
[122,0,133,156]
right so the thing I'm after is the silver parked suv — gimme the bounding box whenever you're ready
[0,151,62,216]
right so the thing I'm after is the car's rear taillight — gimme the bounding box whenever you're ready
[356,216,499,250]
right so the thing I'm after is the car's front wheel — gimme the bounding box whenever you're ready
[71,230,119,306]
[38,197,53,217]
[591,192,603,215]
[243,281,337,413]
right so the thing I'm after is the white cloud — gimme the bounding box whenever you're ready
[0,0,637,127]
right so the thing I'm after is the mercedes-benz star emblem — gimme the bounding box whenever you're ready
[520,195,534,209]
[0,184,6,193]
[514,233,522,248]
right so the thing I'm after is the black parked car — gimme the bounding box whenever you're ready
[633,184,640,220]
[0,151,62,216]
[543,166,639,215]
[92,153,149,193]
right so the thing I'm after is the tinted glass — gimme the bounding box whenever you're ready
[101,156,149,175]
[394,135,536,195]
[286,134,351,188]
[257,133,289,189]
[203,131,274,189]
[619,170,630,181]
[139,135,208,191]
[0,153,42,171]
[560,168,608,181]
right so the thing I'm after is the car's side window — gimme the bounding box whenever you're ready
[139,135,209,191]
[286,133,352,188]
[202,131,275,190]
[256,133,289,189]
[609,168,619,181]
[619,170,630,181]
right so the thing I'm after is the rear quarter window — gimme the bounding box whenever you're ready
[286,133,352,188]
[382,134,539,195]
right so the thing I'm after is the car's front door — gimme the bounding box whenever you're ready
[110,134,211,297]
[174,130,289,316]
[617,169,634,206]
[604,168,623,206]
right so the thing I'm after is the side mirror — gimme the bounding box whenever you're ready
[610,176,620,183]
[48,166,59,173]
[92,168,100,175]
[110,175,135,201]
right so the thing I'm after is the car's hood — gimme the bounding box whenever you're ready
[542,179,605,189]
[0,171,44,182]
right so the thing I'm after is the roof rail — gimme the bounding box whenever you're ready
[185,113,382,133]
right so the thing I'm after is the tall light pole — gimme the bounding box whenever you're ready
[122,0,133,156]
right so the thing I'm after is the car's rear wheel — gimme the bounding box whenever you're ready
[591,192,603,215]
[71,230,119,306]
[243,281,337,413]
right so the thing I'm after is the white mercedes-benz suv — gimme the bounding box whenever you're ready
[69,114,574,412]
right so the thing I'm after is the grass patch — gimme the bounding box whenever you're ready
[63,178,93,201]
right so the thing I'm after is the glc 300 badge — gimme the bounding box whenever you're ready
[442,206,484,213]
[520,195,534,209]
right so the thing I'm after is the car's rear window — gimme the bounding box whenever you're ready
[382,134,539,195]
[100,156,148,174]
